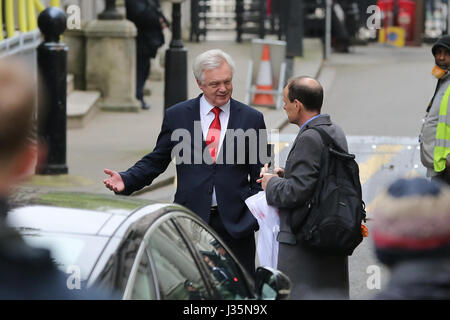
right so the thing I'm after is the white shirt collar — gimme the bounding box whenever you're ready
[200,95,230,117]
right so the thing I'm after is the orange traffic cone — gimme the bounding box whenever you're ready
[253,44,275,106]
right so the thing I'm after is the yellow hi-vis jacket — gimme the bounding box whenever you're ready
[434,85,450,172]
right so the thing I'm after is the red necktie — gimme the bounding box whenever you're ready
[206,107,222,163]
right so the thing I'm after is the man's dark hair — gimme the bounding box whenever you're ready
[287,76,323,112]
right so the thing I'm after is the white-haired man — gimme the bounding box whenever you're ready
[104,49,268,274]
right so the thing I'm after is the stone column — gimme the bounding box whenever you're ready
[84,7,140,112]
[65,28,86,90]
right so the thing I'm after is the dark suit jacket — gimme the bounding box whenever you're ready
[119,95,267,239]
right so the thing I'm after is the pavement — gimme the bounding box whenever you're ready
[17,37,323,203]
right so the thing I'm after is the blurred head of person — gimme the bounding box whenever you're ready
[0,58,39,197]
[372,177,450,267]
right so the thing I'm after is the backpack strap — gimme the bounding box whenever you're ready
[304,126,332,206]
[309,126,362,199]
[307,126,347,153]
[305,126,355,204]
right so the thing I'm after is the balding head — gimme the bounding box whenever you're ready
[287,76,323,113]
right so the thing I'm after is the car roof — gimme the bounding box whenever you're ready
[7,192,174,237]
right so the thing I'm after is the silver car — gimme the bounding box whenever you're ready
[7,192,290,300]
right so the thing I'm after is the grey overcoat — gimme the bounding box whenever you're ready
[266,114,350,299]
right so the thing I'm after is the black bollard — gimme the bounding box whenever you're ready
[164,2,188,110]
[37,7,68,175]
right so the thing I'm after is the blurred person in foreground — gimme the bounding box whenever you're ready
[0,58,112,299]
[372,177,450,300]
[420,35,450,185]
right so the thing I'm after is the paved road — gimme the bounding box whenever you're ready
[280,43,435,299]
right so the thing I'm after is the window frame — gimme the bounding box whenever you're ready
[171,213,256,300]
[125,211,215,300]
[122,209,256,300]
[122,234,160,300]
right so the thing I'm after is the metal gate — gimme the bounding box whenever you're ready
[191,0,236,41]
[190,0,266,42]
[207,0,237,31]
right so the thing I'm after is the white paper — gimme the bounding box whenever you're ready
[245,191,280,269]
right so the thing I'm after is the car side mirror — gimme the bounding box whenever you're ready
[255,266,291,300]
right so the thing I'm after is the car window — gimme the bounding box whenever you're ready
[146,220,208,300]
[21,232,108,282]
[95,228,151,297]
[175,216,253,300]
[129,251,157,300]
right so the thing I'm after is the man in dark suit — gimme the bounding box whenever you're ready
[259,76,350,299]
[104,49,267,274]
[125,0,165,110]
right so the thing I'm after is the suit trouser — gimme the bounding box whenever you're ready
[209,208,256,276]
[136,51,151,102]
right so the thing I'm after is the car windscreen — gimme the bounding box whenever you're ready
[20,232,110,282]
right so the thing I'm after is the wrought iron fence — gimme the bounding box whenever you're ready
[191,0,267,42]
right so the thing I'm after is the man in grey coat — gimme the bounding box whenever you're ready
[259,76,350,299]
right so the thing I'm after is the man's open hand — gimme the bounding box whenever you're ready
[103,169,125,193]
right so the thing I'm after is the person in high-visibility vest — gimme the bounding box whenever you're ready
[420,35,450,185]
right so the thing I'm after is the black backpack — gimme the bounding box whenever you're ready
[300,126,366,256]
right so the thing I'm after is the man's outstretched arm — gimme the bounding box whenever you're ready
[103,110,174,195]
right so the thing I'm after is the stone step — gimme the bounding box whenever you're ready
[67,90,101,129]
[67,74,75,95]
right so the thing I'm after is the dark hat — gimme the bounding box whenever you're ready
[387,177,441,197]
[432,35,450,56]
[372,178,450,266]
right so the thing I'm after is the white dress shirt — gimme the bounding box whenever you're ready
[199,95,230,207]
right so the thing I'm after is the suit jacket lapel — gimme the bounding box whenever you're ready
[191,94,207,147]
[189,95,210,165]
[286,134,300,162]
[226,98,240,131]
[192,95,201,123]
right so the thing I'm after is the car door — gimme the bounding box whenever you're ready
[143,217,212,300]
[126,248,158,300]
[173,215,256,300]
